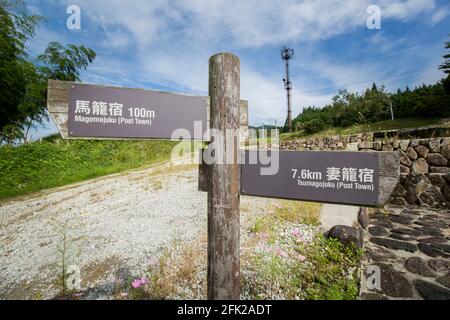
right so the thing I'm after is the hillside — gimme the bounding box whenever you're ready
[280,117,448,141]
[0,137,180,200]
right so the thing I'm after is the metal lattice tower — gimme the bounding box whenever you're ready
[281,46,294,132]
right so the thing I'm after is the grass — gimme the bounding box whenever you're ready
[243,200,361,300]
[0,136,182,200]
[280,117,447,141]
[242,235,362,300]
[131,199,361,300]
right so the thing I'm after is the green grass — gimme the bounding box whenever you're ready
[0,137,181,200]
[242,234,362,300]
[280,117,447,141]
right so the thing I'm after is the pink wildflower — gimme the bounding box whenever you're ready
[297,254,306,262]
[132,277,148,288]
[121,292,128,297]
[132,278,142,288]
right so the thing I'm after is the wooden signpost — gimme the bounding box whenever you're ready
[47,52,400,301]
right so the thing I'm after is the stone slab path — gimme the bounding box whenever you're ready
[360,206,450,299]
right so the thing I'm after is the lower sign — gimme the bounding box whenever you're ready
[241,150,380,206]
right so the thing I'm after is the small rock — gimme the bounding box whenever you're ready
[374,141,382,150]
[429,167,450,173]
[392,184,407,197]
[442,184,450,201]
[389,197,407,206]
[406,147,418,160]
[358,141,374,149]
[389,215,413,225]
[419,185,445,206]
[327,225,363,249]
[371,219,395,229]
[427,153,448,167]
[415,145,429,158]
[391,228,422,236]
[419,243,450,258]
[415,226,444,237]
[410,139,419,148]
[404,257,434,277]
[428,259,450,273]
[382,144,394,151]
[402,209,421,215]
[441,143,450,160]
[400,165,410,175]
[369,226,389,236]
[399,140,409,151]
[419,237,447,244]
[378,264,414,298]
[428,138,441,153]
[393,140,400,149]
[398,150,412,166]
[367,246,397,261]
[428,173,446,187]
[389,233,417,241]
[370,237,417,252]
[437,273,450,288]
[411,159,429,174]
[413,279,450,300]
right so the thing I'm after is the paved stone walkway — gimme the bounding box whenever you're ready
[360,206,450,300]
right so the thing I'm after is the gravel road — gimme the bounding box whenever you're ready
[0,159,278,299]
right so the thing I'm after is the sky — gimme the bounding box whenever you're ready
[23,0,450,140]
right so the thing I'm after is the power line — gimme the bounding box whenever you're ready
[251,66,437,102]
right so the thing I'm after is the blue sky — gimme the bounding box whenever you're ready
[24,0,450,140]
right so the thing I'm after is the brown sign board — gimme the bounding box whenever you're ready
[47,80,249,141]
[69,83,209,140]
[199,150,399,207]
[48,80,208,140]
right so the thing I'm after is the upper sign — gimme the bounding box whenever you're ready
[240,150,382,206]
[64,82,208,140]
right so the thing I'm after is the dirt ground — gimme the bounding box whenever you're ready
[0,160,280,299]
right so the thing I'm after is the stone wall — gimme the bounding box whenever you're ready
[358,137,450,209]
[280,133,372,151]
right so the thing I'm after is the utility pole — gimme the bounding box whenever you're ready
[389,97,394,121]
[281,46,294,132]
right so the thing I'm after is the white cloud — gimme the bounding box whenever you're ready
[431,8,449,25]
[47,0,444,125]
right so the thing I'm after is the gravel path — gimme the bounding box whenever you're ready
[0,159,279,299]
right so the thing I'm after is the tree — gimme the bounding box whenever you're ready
[439,36,450,94]
[0,1,96,144]
[0,1,41,142]
[439,37,450,74]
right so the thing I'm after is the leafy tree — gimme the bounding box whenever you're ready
[0,0,96,144]
[439,36,450,74]
[439,36,450,94]
[0,1,41,142]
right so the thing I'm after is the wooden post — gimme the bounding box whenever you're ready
[207,53,240,299]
